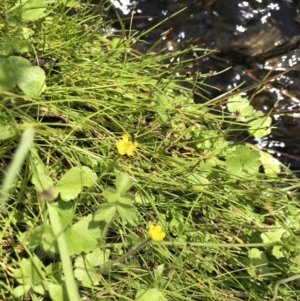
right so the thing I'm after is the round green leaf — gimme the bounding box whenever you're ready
[21,0,47,21]
[48,284,68,301]
[248,116,272,139]
[11,37,33,53]
[56,166,97,201]
[227,95,249,113]
[0,57,17,91]
[17,65,46,96]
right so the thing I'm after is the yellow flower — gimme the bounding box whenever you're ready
[149,224,166,241]
[116,133,138,156]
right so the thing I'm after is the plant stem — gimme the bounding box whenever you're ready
[47,202,81,301]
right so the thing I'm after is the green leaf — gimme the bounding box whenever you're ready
[116,172,133,194]
[56,166,97,201]
[117,203,137,225]
[291,255,300,267]
[31,173,54,193]
[45,262,63,283]
[0,124,16,140]
[13,256,44,285]
[12,285,31,298]
[40,224,59,254]
[32,284,45,295]
[245,248,270,279]
[17,65,46,96]
[136,288,167,301]
[227,95,249,113]
[238,105,254,122]
[261,229,286,244]
[55,200,75,229]
[48,284,68,301]
[11,36,33,53]
[111,38,122,49]
[80,166,98,186]
[186,173,210,192]
[94,203,117,222]
[74,248,110,285]
[0,57,17,91]
[25,224,58,254]
[22,27,35,39]
[248,248,262,259]
[0,56,46,96]
[272,245,285,259]
[227,96,255,121]
[65,214,101,255]
[248,116,272,138]
[102,187,118,203]
[154,264,165,278]
[226,145,260,175]
[225,157,242,174]
[260,151,281,175]
[21,0,47,21]
[119,193,135,205]
[8,56,46,96]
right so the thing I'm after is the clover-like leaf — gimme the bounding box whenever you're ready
[245,248,270,279]
[93,203,117,223]
[102,187,118,203]
[117,203,137,225]
[260,151,281,175]
[116,172,133,195]
[248,115,272,139]
[226,145,260,175]
[227,95,249,113]
[272,245,285,259]
[261,229,286,244]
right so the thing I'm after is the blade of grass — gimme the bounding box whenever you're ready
[0,126,34,212]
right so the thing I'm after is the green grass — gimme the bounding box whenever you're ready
[1,1,300,301]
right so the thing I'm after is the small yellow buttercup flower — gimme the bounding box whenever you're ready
[149,224,166,241]
[116,133,138,156]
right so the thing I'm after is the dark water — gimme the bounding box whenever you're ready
[102,0,300,170]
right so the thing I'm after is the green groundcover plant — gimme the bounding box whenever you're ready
[1,1,300,301]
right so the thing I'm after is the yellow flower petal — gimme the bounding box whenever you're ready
[122,133,130,142]
[116,133,138,156]
[149,225,166,241]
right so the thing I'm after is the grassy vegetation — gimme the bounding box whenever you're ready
[1,1,300,300]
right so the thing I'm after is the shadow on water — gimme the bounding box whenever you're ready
[94,0,300,172]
